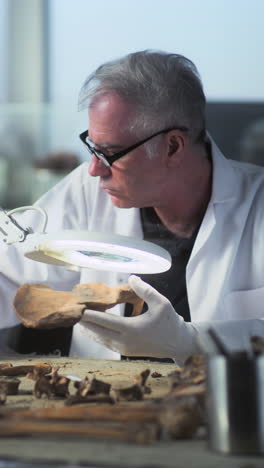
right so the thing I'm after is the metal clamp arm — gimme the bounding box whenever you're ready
[0,205,48,245]
[0,208,29,245]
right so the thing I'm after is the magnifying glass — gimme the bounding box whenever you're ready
[0,206,171,274]
[24,230,172,274]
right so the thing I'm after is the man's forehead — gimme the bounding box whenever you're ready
[90,92,134,114]
[88,92,137,141]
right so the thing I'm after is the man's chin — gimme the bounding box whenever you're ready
[110,195,133,209]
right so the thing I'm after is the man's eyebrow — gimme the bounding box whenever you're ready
[95,142,124,151]
[88,132,125,151]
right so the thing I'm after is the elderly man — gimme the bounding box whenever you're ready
[1,50,264,358]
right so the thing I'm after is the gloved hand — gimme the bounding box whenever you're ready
[80,275,200,358]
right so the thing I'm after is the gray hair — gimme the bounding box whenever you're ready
[78,50,206,145]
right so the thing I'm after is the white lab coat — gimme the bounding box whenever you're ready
[1,139,264,357]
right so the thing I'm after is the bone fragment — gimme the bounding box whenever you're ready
[65,394,115,406]
[0,419,160,444]
[0,377,20,395]
[0,404,162,423]
[159,398,203,439]
[14,282,144,329]
[0,364,52,377]
[72,282,144,316]
[27,367,70,399]
[114,384,144,402]
[0,363,13,369]
[14,284,84,329]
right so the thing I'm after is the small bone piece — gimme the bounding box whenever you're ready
[27,368,53,399]
[0,387,6,405]
[74,377,90,397]
[86,377,111,396]
[28,367,71,399]
[114,369,152,401]
[114,384,144,402]
[134,369,151,395]
[0,363,13,370]
[74,376,111,397]
[50,367,70,398]
[134,369,150,387]
[159,397,203,439]
[0,377,20,395]
[168,355,206,392]
[66,376,113,405]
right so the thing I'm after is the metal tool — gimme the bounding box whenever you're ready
[206,328,264,454]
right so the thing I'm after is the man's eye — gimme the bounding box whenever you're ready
[101,148,116,157]
[93,147,106,156]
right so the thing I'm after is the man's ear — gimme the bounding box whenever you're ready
[167,134,185,162]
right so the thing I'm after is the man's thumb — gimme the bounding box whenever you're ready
[128,275,165,307]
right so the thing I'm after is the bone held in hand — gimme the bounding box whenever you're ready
[72,282,144,315]
[14,282,144,329]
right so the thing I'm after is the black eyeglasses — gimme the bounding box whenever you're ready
[79,126,188,167]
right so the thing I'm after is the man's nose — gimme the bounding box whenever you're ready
[88,155,111,177]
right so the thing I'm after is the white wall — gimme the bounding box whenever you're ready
[0,0,8,102]
[3,1,261,159]
[49,0,264,104]
[7,0,45,102]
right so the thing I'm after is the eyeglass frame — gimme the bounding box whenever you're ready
[79,126,188,167]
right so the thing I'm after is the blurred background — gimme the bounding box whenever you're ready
[0,0,263,209]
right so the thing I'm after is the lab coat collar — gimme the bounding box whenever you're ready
[209,135,237,205]
[188,136,237,264]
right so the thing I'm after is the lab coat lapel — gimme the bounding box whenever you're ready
[190,139,236,259]
[186,139,237,321]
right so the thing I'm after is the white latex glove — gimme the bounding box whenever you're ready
[80,275,264,358]
[80,275,199,358]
